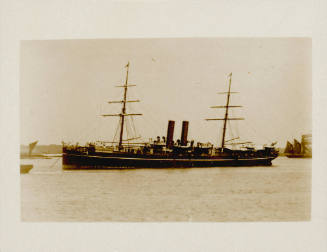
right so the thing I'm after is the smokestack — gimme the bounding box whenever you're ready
[166,120,175,148]
[181,121,189,146]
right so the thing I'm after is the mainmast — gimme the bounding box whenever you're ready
[221,73,232,148]
[119,62,130,147]
[102,62,142,149]
[206,73,244,149]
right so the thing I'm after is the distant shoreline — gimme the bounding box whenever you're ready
[20,144,62,155]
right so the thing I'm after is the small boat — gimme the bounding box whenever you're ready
[62,63,278,169]
[284,134,312,158]
[20,164,33,174]
[20,140,39,159]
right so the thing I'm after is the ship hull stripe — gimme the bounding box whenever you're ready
[62,153,276,169]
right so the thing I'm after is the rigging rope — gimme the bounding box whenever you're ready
[126,116,130,145]
[130,112,138,137]
[112,117,121,144]
[243,119,272,144]
[227,120,234,147]
[49,156,61,169]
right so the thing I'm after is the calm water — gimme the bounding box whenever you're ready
[20,157,311,222]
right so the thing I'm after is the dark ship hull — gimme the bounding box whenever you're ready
[63,155,276,169]
[63,148,278,169]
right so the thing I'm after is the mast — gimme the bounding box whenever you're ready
[221,73,232,149]
[119,62,130,148]
[102,62,142,148]
[206,73,244,149]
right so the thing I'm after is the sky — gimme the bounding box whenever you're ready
[20,38,311,147]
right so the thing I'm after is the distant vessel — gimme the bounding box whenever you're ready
[20,140,53,159]
[20,164,33,174]
[284,134,312,158]
[20,140,38,159]
[62,63,278,169]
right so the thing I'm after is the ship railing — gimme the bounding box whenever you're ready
[63,146,88,154]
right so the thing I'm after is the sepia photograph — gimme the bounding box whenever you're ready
[2,0,326,251]
[20,38,312,222]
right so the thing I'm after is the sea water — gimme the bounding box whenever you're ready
[20,157,311,222]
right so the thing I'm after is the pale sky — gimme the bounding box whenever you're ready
[20,38,311,147]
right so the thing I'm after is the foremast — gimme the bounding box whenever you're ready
[102,62,142,149]
[206,73,244,150]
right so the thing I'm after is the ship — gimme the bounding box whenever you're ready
[62,63,279,169]
[284,134,312,158]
